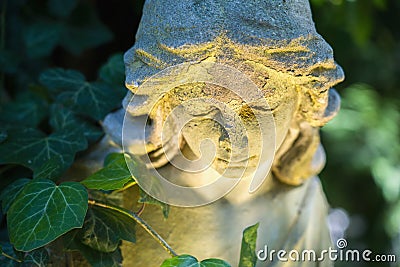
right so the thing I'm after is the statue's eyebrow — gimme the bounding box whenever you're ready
[134,48,167,69]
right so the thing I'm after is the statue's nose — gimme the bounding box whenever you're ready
[323,62,345,90]
[103,111,151,154]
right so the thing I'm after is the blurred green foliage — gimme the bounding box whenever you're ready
[0,1,142,265]
[0,0,398,266]
[311,0,400,265]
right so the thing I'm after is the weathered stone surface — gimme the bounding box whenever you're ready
[123,173,333,266]
[99,0,345,266]
[116,0,345,186]
[125,0,344,91]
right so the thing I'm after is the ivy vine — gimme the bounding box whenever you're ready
[0,1,259,266]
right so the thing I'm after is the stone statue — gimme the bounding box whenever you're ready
[95,0,344,266]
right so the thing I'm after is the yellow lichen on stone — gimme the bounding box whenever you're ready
[159,34,316,73]
[135,48,167,69]
[156,34,335,119]
[125,32,342,186]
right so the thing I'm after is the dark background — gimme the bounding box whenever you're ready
[1,0,399,266]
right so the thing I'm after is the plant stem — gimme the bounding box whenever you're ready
[114,180,137,193]
[136,203,145,216]
[87,199,177,257]
[1,251,22,263]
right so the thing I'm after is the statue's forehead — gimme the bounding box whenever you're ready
[137,0,316,47]
[125,0,344,91]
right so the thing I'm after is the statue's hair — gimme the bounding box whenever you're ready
[125,0,344,126]
[123,0,344,185]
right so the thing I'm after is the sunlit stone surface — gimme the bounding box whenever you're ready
[99,0,344,266]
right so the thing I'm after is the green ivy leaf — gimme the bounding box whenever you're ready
[98,53,126,98]
[49,104,103,143]
[81,247,122,267]
[8,179,88,251]
[103,152,125,166]
[238,223,259,267]
[99,53,125,86]
[60,3,112,55]
[161,255,231,267]
[58,81,120,120]
[125,154,171,218]
[200,259,232,267]
[39,68,121,120]
[21,248,49,267]
[32,157,72,181]
[139,188,170,219]
[161,255,197,267]
[0,92,48,127]
[23,21,62,58]
[79,206,136,253]
[0,127,87,180]
[64,231,122,267]
[81,153,135,190]
[39,68,86,95]
[47,0,78,18]
[0,178,30,213]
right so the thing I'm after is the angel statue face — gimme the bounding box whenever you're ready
[104,0,344,204]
